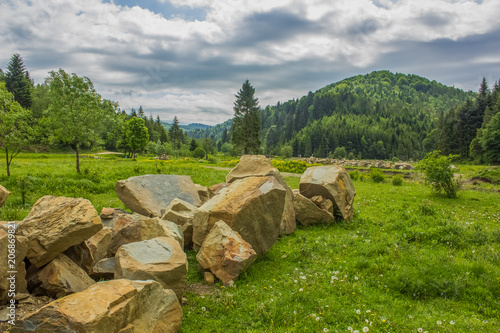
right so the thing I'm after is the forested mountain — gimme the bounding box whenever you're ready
[191,71,476,160]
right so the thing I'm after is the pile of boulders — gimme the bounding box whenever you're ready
[0,155,356,332]
[301,157,415,170]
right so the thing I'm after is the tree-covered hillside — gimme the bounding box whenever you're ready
[190,71,476,160]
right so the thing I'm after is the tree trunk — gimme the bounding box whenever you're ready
[76,144,81,173]
[5,146,10,177]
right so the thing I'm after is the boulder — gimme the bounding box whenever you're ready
[27,254,95,298]
[108,214,183,256]
[115,237,187,300]
[161,198,198,248]
[225,155,296,235]
[17,196,103,267]
[196,220,257,285]
[208,183,229,198]
[115,174,202,217]
[89,258,115,280]
[292,190,335,226]
[0,184,10,208]
[100,208,130,228]
[193,176,286,255]
[300,166,356,221]
[64,242,94,273]
[194,184,209,204]
[12,279,182,333]
[0,226,29,305]
[86,227,113,266]
[225,155,276,183]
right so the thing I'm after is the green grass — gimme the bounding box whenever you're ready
[1,153,499,332]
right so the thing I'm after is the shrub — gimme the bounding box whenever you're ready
[349,170,360,181]
[193,147,206,159]
[391,175,404,186]
[417,150,459,198]
[370,168,385,183]
[280,145,293,158]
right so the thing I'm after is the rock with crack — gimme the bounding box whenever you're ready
[27,254,95,298]
[64,242,94,274]
[300,165,356,221]
[115,174,202,217]
[86,227,113,266]
[193,176,286,256]
[12,279,182,333]
[196,220,257,285]
[292,190,335,226]
[17,196,103,267]
[115,237,187,300]
[108,213,183,256]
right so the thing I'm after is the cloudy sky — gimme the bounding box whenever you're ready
[1,0,499,125]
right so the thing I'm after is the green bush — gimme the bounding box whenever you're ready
[280,145,293,158]
[391,175,404,186]
[370,168,385,183]
[417,150,459,198]
[349,170,360,181]
[193,147,206,159]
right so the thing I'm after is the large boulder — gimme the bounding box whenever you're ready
[27,254,95,298]
[17,196,103,267]
[300,166,356,221]
[115,237,187,300]
[12,279,182,333]
[226,155,296,235]
[161,198,198,248]
[208,183,229,198]
[115,174,202,217]
[108,214,183,256]
[193,176,286,256]
[0,184,10,208]
[196,220,257,285]
[292,190,335,226]
[0,226,29,305]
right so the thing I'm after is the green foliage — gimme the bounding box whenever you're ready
[124,117,149,158]
[280,145,293,158]
[169,116,184,150]
[45,69,105,173]
[333,146,347,159]
[271,159,320,174]
[370,168,385,183]
[348,170,360,181]
[231,80,261,154]
[0,83,33,176]
[417,150,459,198]
[193,147,206,159]
[391,174,404,186]
[480,111,500,163]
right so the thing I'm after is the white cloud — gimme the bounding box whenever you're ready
[1,0,499,124]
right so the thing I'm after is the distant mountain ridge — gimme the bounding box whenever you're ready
[188,71,477,160]
[161,122,211,132]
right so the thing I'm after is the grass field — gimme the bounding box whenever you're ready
[1,153,499,332]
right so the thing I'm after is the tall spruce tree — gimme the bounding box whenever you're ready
[169,116,183,149]
[5,54,33,109]
[231,80,261,154]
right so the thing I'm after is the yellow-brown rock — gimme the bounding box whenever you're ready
[292,190,335,226]
[193,176,286,256]
[86,227,113,266]
[0,184,10,208]
[12,279,182,333]
[300,166,356,221]
[27,253,95,298]
[108,214,183,256]
[161,198,198,248]
[17,196,103,267]
[196,220,257,285]
[115,237,187,300]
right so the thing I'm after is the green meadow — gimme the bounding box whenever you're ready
[1,153,499,332]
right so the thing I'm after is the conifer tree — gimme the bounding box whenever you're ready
[169,116,183,149]
[5,54,33,109]
[231,80,261,154]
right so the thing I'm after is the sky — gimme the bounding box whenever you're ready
[1,0,500,125]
